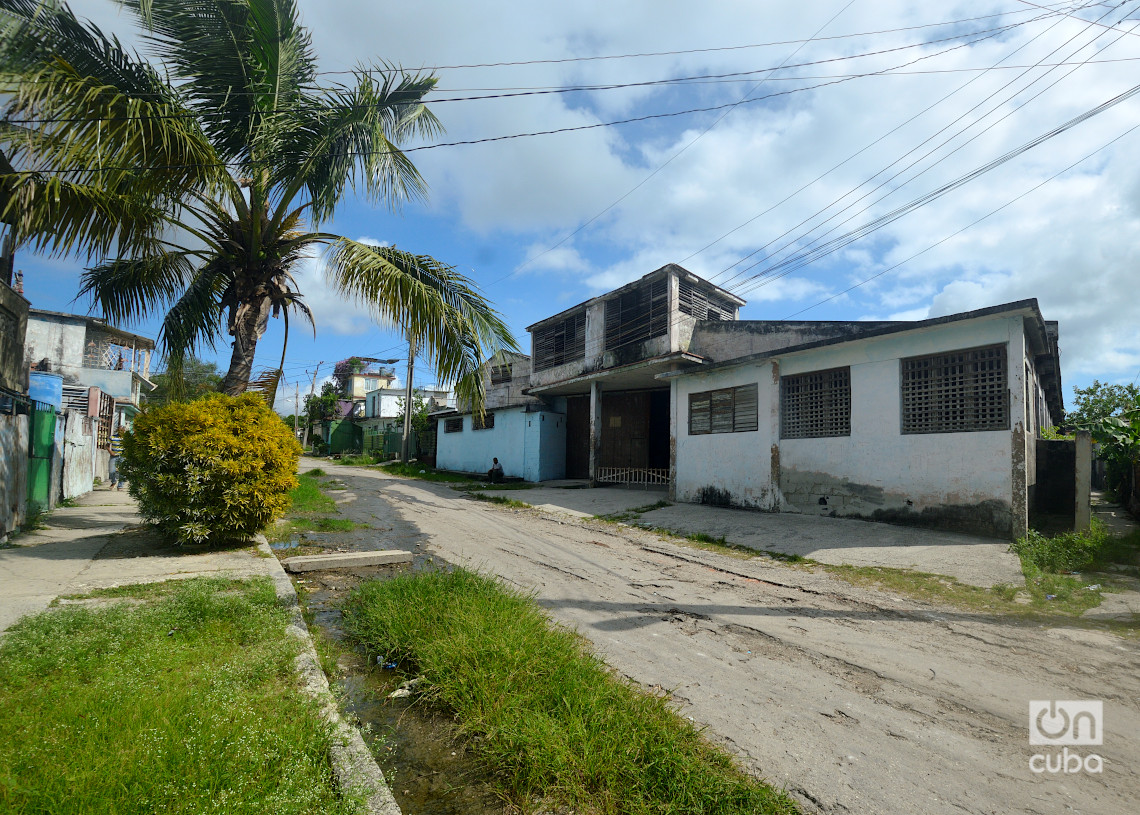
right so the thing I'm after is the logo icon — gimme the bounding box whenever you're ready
[1029,701,1102,746]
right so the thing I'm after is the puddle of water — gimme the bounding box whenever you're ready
[299,560,503,814]
[270,538,301,551]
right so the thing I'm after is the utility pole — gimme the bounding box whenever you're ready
[400,336,416,463]
[294,381,299,437]
[301,362,322,451]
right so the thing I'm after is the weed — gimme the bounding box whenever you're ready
[469,492,531,509]
[306,467,327,477]
[0,578,356,814]
[288,472,337,515]
[1010,520,1116,573]
[344,569,797,814]
[58,497,82,508]
[335,454,383,467]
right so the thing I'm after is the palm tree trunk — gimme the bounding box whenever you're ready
[221,296,271,395]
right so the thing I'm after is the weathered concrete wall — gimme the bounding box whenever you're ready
[0,281,29,395]
[24,313,87,379]
[674,362,780,510]
[690,320,902,364]
[62,410,97,500]
[673,314,1027,537]
[529,410,567,482]
[0,413,29,538]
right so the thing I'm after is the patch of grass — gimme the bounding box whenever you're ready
[334,454,383,467]
[379,461,475,483]
[1010,520,1116,573]
[58,497,82,508]
[289,471,337,515]
[58,576,251,602]
[0,577,357,815]
[469,492,531,509]
[305,467,327,477]
[344,569,797,814]
[265,518,367,544]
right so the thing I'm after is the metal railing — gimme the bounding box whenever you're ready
[596,466,669,488]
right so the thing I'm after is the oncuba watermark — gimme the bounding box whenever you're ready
[1029,700,1103,775]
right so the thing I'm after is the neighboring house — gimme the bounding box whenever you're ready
[0,252,30,539]
[360,383,455,455]
[24,308,156,433]
[436,263,1063,539]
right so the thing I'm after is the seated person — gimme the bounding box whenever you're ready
[488,457,504,483]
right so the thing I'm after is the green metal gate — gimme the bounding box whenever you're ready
[27,400,56,512]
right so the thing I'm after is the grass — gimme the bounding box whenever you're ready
[379,461,476,483]
[344,568,798,815]
[468,492,531,509]
[334,454,383,467]
[0,577,357,815]
[289,471,337,515]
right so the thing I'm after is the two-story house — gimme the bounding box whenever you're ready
[436,263,1064,539]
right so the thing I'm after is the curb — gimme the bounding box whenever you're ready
[255,535,402,815]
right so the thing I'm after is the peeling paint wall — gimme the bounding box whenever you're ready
[690,320,902,363]
[673,361,780,510]
[62,411,97,501]
[0,413,28,538]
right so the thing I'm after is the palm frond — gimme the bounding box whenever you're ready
[271,67,442,224]
[325,238,518,413]
[79,251,196,326]
[245,366,282,405]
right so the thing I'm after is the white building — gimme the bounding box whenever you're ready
[435,264,1062,539]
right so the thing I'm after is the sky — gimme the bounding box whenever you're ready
[15,0,1140,416]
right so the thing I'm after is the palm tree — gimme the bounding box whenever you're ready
[0,0,515,404]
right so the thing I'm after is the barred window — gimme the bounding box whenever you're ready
[473,412,495,431]
[533,312,586,371]
[444,417,463,433]
[901,344,1008,434]
[781,367,851,439]
[689,384,758,435]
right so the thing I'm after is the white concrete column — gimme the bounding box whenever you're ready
[588,380,602,484]
[668,378,677,501]
[1075,430,1092,531]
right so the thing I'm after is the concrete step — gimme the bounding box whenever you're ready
[282,550,413,573]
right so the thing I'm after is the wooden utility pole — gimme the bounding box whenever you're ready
[294,382,299,437]
[301,362,322,450]
[400,336,416,463]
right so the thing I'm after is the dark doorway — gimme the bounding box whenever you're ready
[565,395,590,479]
[600,389,669,472]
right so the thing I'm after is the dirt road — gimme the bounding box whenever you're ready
[315,463,1140,815]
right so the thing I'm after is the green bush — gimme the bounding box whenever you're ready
[121,393,301,544]
[1010,520,1114,573]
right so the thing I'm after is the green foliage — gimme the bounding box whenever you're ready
[304,382,341,424]
[1010,520,1116,573]
[345,569,798,814]
[1039,425,1075,441]
[393,394,432,432]
[0,577,356,815]
[1066,380,1140,427]
[145,355,222,405]
[120,393,301,544]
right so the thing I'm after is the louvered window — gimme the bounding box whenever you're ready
[444,417,463,433]
[781,367,851,439]
[533,312,586,371]
[490,364,512,384]
[678,280,735,321]
[688,384,758,435]
[901,345,1008,434]
[605,277,669,350]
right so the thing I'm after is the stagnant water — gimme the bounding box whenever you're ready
[296,561,506,814]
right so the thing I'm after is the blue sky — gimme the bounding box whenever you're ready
[17,1,1140,414]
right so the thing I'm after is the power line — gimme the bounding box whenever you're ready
[782,117,1140,319]
[723,0,1130,296]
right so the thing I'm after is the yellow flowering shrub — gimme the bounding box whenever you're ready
[121,393,301,544]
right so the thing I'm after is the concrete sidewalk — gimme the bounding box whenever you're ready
[0,487,271,633]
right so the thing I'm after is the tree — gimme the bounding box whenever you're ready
[304,382,340,425]
[1065,380,1140,428]
[0,0,515,409]
[394,394,431,433]
[146,355,223,405]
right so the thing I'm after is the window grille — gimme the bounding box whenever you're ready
[688,384,758,435]
[490,363,512,385]
[444,417,463,433]
[473,412,495,431]
[901,344,1008,434]
[533,311,586,371]
[678,280,735,321]
[781,367,851,439]
[605,277,669,350]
